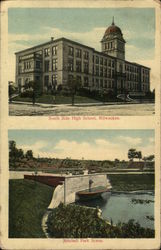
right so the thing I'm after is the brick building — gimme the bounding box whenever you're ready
[15,19,150,95]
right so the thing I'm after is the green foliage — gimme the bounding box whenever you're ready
[9,179,54,238]
[47,204,154,238]
[108,174,154,191]
[9,140,24,162]
[143,155,155,162]
[25,150,33,159]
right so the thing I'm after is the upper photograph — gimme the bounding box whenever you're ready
[8,8,156,116]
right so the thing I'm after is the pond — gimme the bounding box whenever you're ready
[76,191,154,229]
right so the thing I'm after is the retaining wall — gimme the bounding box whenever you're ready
[48,173,112,208]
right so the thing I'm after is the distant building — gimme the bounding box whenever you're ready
[15,18,150,95]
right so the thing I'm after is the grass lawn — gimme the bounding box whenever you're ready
[108,174,154,192]
[13,94,100,104]
[9,179,54,238]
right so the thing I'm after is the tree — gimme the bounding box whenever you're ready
[128,148,137,161]
[147,155,155,161]
[25,150,33,159]
[67,77,81,105]
[136,151,142,161]
[9,140,24,164]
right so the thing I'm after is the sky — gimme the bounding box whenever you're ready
[8,8,156,90]
[8,130,155,161]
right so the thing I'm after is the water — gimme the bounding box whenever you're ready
[76,192,154,229]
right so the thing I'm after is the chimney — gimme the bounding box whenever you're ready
[51,37,54,41]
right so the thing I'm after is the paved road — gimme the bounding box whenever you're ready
[9,102,155,116]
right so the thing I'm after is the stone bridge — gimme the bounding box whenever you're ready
[48,173,112,208]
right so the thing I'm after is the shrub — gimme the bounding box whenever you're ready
[47,204,154,238]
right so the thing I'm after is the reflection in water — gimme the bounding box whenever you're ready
[76,192,154,229]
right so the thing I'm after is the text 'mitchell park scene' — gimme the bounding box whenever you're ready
[8,8,155,116]
[9,130,155,238]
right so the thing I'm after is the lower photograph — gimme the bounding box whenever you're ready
[8,129,155,238]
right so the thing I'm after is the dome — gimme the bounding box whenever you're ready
[103,17,123,37]
[105,24,122,36]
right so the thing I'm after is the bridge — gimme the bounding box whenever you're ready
[24,173,112,208]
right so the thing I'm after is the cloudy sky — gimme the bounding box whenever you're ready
[8,8,156,90]
[8,130,154,160]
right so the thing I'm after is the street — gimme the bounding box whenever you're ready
[9,102,155,116]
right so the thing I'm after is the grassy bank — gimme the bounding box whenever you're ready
[13,95,100,104]
[108,174,154,192]
[9,179,54,238]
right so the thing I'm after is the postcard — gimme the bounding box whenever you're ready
[0,0,160,249]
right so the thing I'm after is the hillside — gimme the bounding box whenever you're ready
[9,179,54,238]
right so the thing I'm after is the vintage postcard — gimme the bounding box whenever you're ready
[0,0,161,250]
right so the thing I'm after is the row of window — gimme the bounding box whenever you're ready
[104,42,114,50]
[44,59,58,72]
[142,69,149,75]
[44,74,58,86]
[68,46,89,59]
[142,76,149,83]
[126,73,139,82]
[44,46,58,57]
[24,61,32,70]
[125,65,139,73]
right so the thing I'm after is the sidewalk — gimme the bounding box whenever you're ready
[10,100,143,108]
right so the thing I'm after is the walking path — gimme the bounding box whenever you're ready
[10,100,152,108]
[41,210,51,238]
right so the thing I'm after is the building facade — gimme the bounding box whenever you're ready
[15,20,150,95]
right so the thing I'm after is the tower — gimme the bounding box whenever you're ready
[101,17,126,60]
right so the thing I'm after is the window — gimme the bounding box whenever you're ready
[36,61,41,69]
[44,75,49,86]
[112,70,114,78]
[76,48,81,58]
[44,48,50,57]
[108,69,111,78]
[104,80,107,88]
[35,76,40,81]
[96,79,99,88]
[100,67,103,77]
[119,64,123,73]
[104,59,107,66]
[112,61,115,68]
[100,58,103,65]
[24,61,31,70]
[76,75,82,84]
[68,46,74,56]
[96,56,99,64]
[84,51,89,60]
[68,74,73,82]
[18,78,21,86]
[104,68,107,77]
[100,79,103,88]
[84,62,89,74]
[52,59,57,71]
[52,46,57,56]
[45,60,50,72]
[68,58,74,72]
[76,60,81,72]
[52,75,57,86]
[84,77,89,87]
[18,66,22,74]
[108,60,111,67]
[95,66,99,76]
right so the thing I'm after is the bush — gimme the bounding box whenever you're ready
[47,204,154,238]
[20,90,33,98]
